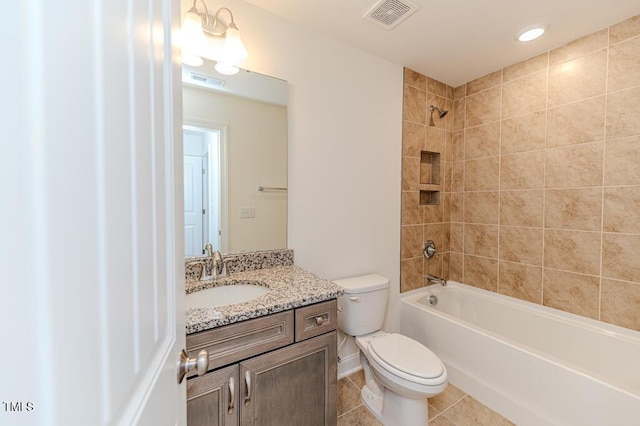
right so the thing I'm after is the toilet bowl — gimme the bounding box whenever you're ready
[355,331,447,425]
[334,274,448,425]
[358,332,447,397]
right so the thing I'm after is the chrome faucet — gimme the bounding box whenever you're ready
[210,250,237,279]
[188,247,238,281]
[211,250,223,278]
[425,273,447,286]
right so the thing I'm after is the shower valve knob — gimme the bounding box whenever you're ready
[423,240,438,259]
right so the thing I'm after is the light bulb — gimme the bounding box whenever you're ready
[221,24,248,62]
[183,9,205,50]
[516,25,547,42]
[182,53,203,67]
[215,61,239,75]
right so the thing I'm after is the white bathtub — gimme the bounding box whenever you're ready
[400,281,640,426]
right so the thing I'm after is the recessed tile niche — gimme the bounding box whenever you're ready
[419,190,440,205]
[419,151,440,205]
[420,151,440,185]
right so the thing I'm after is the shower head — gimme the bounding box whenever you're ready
[429,105,448,118]
[428,105,448,126]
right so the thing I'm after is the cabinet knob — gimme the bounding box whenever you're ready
[177,349,209,384]
[315,316,327,326]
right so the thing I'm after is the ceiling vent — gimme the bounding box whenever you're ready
[363,0,419,30]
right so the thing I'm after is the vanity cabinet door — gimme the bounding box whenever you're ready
[239,331,337,426]
[187,364,239,426]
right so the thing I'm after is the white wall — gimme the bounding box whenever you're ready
[182,0,404,364]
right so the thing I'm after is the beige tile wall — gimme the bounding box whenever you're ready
[401,69,454,292]
[401,14,640,332]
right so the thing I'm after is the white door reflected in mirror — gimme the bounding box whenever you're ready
[183,125,226,256]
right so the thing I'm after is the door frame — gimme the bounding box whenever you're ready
[184,120,229,253]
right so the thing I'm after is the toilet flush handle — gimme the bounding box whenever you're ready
[349,296,361,302]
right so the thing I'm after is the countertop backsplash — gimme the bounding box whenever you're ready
[185,249,294,281]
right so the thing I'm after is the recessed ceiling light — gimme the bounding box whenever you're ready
[516,25,547,42]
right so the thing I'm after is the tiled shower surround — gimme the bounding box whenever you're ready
[401,13,640,332]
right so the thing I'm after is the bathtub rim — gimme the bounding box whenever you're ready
[400,281,640,399]
[402,281,640,344]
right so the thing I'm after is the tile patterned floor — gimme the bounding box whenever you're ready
[337,370,514,426]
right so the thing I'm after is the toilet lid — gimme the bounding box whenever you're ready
[369,334,444,380]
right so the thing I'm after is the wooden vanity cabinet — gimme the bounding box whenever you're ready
[239,331,336,425]
[187,365,238,426]
[187,300,338,426]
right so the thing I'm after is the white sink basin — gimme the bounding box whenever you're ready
[186,282,269,308]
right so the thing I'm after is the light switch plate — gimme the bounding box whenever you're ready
[240,207,255,218]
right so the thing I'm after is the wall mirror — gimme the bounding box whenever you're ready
[182,61,288,257]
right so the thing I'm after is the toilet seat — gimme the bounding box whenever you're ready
[368,333,445,386]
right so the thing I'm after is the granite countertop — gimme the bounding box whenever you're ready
[185,265,344,334]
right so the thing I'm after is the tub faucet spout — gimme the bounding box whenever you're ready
[425,273,447,286]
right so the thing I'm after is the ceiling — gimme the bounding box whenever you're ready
[244,0,640,87]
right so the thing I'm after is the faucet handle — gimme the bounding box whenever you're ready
[223,256,237,264]
[186,260,206,281]
[204,243,213,257]
[222,256,238,275]
[423,240,438,259]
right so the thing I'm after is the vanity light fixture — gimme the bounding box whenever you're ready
[516,24,547,42]
[182,0,248,74]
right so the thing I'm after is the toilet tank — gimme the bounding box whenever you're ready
[333,274,390,336]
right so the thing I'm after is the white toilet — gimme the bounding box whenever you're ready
[334,274,448,426]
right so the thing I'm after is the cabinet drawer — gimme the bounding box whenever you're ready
[295,299,337,342]
[187,310,294,375]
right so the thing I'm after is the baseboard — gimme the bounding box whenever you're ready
[337,352,361,379]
